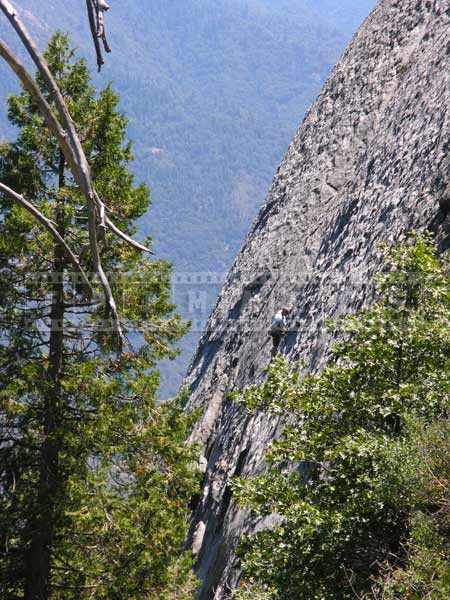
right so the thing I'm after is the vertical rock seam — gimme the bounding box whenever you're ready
[185,1,450,598]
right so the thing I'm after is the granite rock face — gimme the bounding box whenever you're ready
[184,1,450,598]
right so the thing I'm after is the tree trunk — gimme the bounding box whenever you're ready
[24,154,66,600]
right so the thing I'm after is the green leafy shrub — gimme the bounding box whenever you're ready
[373,419,450,600]
[232,234,450,600]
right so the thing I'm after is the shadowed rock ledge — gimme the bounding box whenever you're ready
[184,1,450,597]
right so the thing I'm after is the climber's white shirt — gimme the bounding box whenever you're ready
[272,310,287,332]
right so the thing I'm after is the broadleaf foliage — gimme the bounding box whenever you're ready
[233,234,450,600]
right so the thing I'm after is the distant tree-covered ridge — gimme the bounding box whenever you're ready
[0,0,377,272]
[0,0,377,396]
[0,33,198,599]
[233,234,450,600]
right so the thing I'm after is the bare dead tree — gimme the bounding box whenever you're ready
[86,0,111,72]
[0,0,150,350]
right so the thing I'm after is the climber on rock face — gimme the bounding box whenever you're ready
[269,307,290,355]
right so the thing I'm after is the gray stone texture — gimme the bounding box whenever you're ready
[184,1,450,598]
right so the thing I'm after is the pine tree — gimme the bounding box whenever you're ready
[0,33,197,600]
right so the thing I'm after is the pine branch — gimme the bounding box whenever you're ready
[0,28,153,263]
[0,182,93,293]
[0,1,152,349]
[0,2,123,346]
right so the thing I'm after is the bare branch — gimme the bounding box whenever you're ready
[86,0,104,72]
[0,40,87,198]
[0,38,123,347]
[0,1,151,349]
[85,0,111,70]
[96,0,110,36]
[96,7,105,38]
[0,1,100,208]
[104,214,154,254]
[0,182,93,293]
[102,33,111,55]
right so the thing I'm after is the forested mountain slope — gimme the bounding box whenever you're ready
[184,0,450,596]
[0,0,376,393]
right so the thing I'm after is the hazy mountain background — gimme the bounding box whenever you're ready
[0,0,377,395]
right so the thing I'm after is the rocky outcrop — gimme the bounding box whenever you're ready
[184,1,450,598]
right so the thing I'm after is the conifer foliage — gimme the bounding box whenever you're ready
[0,34,197,600]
